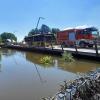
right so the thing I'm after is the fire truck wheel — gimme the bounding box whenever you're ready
[79,41,86,48]
[88,44,93,48]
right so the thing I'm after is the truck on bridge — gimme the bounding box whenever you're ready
[57,27,99,48]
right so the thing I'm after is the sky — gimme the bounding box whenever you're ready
[0,0,100,41]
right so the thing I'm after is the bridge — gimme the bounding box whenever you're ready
[3,44,100,61]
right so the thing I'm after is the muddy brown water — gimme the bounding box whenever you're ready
[0,49,100,100]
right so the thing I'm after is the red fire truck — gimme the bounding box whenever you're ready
[57,27,99,47]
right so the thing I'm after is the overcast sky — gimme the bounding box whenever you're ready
[0,0,100,41]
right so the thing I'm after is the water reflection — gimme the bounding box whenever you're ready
[58,59,100,73]
[0,51,1,72]
[25,52,100,73]
[0,49,100,100]
[0,49,16,57]
[34,63,47,84]
[25,52,54,68]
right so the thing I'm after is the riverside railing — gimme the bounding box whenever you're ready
[60,40,100,56]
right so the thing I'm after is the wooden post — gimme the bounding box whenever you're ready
[74,41,78,53]
[50,35,54,50]
[50,42,53,50]
[94,40,98,56]
[44,42,45,49]
[61,44,64,51]
[43,36,46,49]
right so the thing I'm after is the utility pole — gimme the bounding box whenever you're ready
[35,17,45,31]
[35,17,45,47]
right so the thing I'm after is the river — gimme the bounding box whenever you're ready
[0,49,100,100]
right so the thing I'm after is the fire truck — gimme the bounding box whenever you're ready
[57,27,99,47]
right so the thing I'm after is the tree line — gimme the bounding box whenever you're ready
[0,24,60,43]
[28,24,60,36]
[0,32,17,43]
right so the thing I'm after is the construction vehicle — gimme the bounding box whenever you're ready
[57,27,99,48]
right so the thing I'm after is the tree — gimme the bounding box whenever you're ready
[28,28,40,36]
[51,28,60,34]
[27,25,60,37]
[40,24,51,34]
[28,29,35,36]
[1,32,17,42]
[0,36,2,43]
[51,28,60,39]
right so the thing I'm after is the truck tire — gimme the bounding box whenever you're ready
[79,41,86,48]
[88,44,93,48]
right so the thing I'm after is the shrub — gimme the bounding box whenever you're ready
[62,51,74,62]
[40,56,53,65]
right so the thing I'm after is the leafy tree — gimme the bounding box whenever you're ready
[51,28,60,34]
[40,24,51,34]
[28,29,35,36]
[28,28,40,36]
[28,24,60,37]
[1,32,17,42]
[0,36,2,43]
[51,28,60,40]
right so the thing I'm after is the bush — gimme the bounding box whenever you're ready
[62,51,74,62]
[40,56,53,65]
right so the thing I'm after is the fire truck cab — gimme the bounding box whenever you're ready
[57,27,99,48]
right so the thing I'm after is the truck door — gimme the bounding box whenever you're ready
[68,32,76,46]
[69,32,76,41]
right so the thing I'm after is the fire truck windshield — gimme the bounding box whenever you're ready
[85,27,99,36]
[91,31,98,35]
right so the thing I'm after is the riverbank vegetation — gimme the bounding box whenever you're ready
[40,51,74,65]
[62,51,74,62]
[40,56,53,65]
